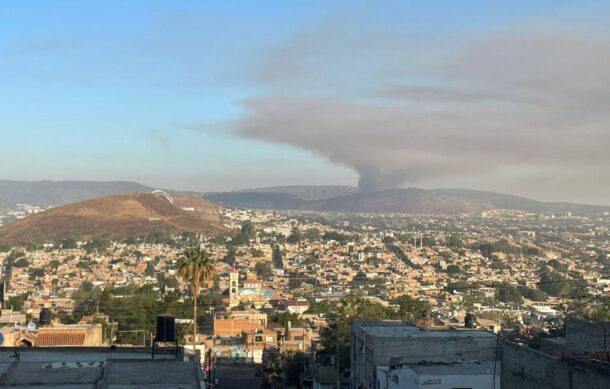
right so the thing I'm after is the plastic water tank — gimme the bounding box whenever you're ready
[155,314,176,342]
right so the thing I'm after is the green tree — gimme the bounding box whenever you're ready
[85,238,109,253]
[588,297,610,322]
[231,233,250,246]
[322,231,349,243]
[446,264,461,275]
[391,295,431,324]
[270,311,303,327]
[7,292,28,311]
[221,246,236,267]
[60,238,78,249]
[254,262,273,280]
[287,227,302,244]
[320,297,394,374]
[241,221,256,238]
[495,283,523,305]
[0,243,12,252]
[145,262,156,277]
[177,247,216,352]
[272,245,283,269]
[251,248,264,257]
[304,228,321,241]
[29,267,46,281]
[13,257,29,268]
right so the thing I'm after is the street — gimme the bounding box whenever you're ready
[214,365,261,389]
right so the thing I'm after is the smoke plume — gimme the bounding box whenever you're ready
[233,19,610,200]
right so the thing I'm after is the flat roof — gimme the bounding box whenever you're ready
[0,348,202,388]
[358,323,495,339]
[404,361,498,375]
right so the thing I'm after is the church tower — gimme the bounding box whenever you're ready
[229,267,240,308]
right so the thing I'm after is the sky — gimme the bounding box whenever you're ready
[1,1,609,204]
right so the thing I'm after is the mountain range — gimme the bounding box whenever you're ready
[205,186,610,216]
[0,180,154,206]
[0,192,226,244]
[1,180,608,217]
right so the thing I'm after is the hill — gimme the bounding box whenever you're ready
[0,180,154,206]
[0,193,226,244]
[204,187,610,216]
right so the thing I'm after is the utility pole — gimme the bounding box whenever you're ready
[335,328,340,389]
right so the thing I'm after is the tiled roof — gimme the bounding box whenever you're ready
[36,331,86,346]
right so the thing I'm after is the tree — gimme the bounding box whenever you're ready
[272,245,283,269]
[391,295,431,324]
[495,283,523,305]
[322,231,349,243]
[177,247,215,352]
[255,262,273,280]
[320,296,395,374]
[251,248,264,257]
[588,297,610,322]
[270,311,303,327]
[221,246,236,267]
[60,238,78,249]
[145,262,156,277]
[304,228,321,241]
[85,238,109,254]
[241,221,256,238]
[289,275,303,289]
[287,227,302,244]
[231,233,250,246]
[13,257,29,268]
[0,243,12,252]
[446,264,461,275]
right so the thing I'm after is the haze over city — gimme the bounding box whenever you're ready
[2,2,610,389]
[2,1,610,204]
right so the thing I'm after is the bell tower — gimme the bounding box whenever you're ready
[229,267,240,308]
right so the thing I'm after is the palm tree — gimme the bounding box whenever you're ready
[177,247,215,352]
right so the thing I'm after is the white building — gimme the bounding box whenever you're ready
[377,361,500,389]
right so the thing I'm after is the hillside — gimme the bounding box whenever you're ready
[0,180,154,206]
[0,193,226,244]
[205,187,610,216]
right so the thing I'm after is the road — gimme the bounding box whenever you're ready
[214,365,261,389]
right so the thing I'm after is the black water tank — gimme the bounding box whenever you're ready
[39,308,52,326]
[465,312,477,328]
[155,314,176,342]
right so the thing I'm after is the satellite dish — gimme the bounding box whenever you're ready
[27,322,37,332]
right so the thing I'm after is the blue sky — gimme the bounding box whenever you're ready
[1,1,609,202]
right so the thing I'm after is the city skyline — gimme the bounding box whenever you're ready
[2,1,610,204]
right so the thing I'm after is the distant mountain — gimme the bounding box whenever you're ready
[205,191,305,209]
[0,192,226,244]
[233,185,359,200]
[204,187,610,216]
[0,197,13,209]
[0,180,154,206]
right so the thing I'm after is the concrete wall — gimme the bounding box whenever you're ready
[502,341,610,389]
[391,368,500,389]
[351,322,499,389]
[565,319,610,353]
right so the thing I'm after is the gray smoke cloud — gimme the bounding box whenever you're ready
[233,21,610,200]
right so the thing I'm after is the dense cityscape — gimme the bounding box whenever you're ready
[1,196,609,387]
[3,1,610,388]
